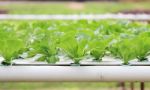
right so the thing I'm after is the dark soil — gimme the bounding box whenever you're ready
[119,9,150,14]
[119,9,150,23]
[0,9,8,14]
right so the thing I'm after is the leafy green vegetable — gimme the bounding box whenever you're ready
[59,34,88,64]
[28,33,59,64]
[0,39,25,65]
[0,27,26,65]
[0,20,150,65]
[133,32,150,61]
[109,39,136,64]
[88,39,109,61]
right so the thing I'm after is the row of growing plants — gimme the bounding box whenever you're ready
[0,20,150,66]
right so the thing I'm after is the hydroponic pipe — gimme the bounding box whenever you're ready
[0,66,150,82]
[0,14,150,20]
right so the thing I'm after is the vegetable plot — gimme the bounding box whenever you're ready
[0,20,150,66]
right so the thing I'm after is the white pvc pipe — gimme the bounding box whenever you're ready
[0,66,150,82]
[0,14,150,20]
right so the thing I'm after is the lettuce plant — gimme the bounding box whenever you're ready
[133,33,150,61]
[59,34,88,64]
[28,34,59,64]
[88,39,109,62]
[0,28,26,65]
[0,39,25,65]
[109,39,136,64]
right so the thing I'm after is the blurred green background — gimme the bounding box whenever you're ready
[0,1,150,14]
[1,82,150,90]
